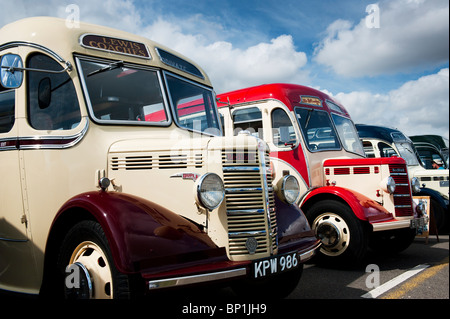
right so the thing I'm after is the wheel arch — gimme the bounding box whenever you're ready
[40,191,217,295]
[300,186,392,224]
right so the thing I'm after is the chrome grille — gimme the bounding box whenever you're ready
[389,164,413,217]
[222,148,277,257]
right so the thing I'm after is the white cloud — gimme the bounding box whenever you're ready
[332,68,449,139]
[140,18,309,93]
[1,0,310,92]
[314,0,449,77]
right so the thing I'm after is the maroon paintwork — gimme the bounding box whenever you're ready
[53,190,320,284]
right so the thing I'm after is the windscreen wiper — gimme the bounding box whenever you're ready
[87,61,124,77]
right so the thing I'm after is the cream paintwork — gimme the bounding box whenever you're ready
[0,18,275,294]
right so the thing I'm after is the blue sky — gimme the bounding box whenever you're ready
[0,0,448,138]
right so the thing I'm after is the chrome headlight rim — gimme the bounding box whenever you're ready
[386,176,396,194]
[195,173,225,211]
[280,175,300,204]
[411,177,421,194]
[380,175,397,194]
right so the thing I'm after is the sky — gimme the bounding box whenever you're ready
[1,0,449,139]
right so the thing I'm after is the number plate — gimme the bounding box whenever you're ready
[253,252,299,279]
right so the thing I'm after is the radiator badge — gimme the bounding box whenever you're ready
[170,172,200,182]
[246,237,258,254]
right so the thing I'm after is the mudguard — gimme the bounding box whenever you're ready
[416,187,449,210]
[54,191,221,274]
[300,186,393,223]
[274,196,315,243]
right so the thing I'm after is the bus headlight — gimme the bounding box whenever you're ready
[195,173,225,210]
[380,176,396,194]
[278,175,300,204]
[411,177,421,194]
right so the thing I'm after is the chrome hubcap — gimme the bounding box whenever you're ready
[313,213,350,257]
[66,241,113,299]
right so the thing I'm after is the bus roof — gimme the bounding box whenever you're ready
[355,123,410,144]
[0,17,211,86]
[217,83,350,117]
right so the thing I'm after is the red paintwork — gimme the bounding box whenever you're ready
[302,186,393,223]
[270,150,310,188]
[324,156,407,167]
[218,83,350,116]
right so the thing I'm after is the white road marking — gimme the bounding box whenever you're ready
[361,264,430,299]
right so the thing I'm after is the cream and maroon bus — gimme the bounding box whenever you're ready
[0,18,320,299]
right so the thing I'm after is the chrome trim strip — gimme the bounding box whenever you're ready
[0,41,66,62]
[227,209,265,215]
[228,230,267,238]
[147,268,247,290]
[225,187,263,193]
[0,237,28,243]
[0,121,89,151]
[371,219,411,231]
[298,248,316,262]
[258,143,274,254]
[222,166,260,172]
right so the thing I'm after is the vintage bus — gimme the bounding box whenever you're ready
[0,18,320,299]
[217,83,427,264]
[357,124,449,233]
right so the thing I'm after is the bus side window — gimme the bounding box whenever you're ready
[232,107,263,139]
[378,142,398,157]
[0,90,15,133]
[271,108,296,148]
[27,54,81,130]
[362,141,376,157]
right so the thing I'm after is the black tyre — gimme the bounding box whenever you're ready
[369,227,416,254]
[429,198,447,234]
[57,220,138,299]
[307,200,369,265]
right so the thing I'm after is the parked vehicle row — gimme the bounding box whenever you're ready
[356,124,449,233]
[0,17,440,299]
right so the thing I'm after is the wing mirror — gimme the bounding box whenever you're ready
[0,54,24,89]
[0,53,72,89]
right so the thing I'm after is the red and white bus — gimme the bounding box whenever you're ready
[218,83,427,264]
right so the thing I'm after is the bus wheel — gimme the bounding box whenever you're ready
[308,200,368,265]
[58,220,133,299]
